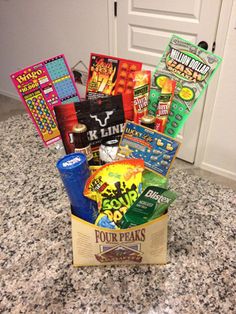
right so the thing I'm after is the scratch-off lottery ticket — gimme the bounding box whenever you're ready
[86,53,142,99]
[117,121,181,177]
[149,35,222,137]
[11,55,80,146]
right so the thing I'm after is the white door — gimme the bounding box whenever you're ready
[113,0,222,163]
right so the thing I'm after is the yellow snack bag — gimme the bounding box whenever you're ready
[84,159,144,226]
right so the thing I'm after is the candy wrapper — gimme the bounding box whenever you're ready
[133,71,151,124]
[84,159,144,227]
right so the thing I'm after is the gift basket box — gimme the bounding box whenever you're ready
[10,35,222,267]
[71,213,168,266]
[56,151,175,266]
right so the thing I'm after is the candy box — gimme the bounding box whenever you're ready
[71,213,168,266]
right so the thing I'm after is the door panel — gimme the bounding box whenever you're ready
[131,0,201,18]
[115,0,222,162]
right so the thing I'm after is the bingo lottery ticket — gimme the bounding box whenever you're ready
[11,55,80,146]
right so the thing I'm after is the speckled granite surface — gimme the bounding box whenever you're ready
[1,114,235,314]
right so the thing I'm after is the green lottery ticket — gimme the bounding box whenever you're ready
[149,35,222,137]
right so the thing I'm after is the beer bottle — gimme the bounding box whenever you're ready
[72,123,94,165]
[140,115,156,129]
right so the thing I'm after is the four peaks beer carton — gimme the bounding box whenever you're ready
[72,214,168,266]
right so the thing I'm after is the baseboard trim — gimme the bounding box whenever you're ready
[200,162,236,181]
[0,89,19,100]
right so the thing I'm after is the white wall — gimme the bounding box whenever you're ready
[0,0,110,99]
[1,0,236,180]
[199,0,236,180]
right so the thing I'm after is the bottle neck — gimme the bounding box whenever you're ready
[73,132,89,148]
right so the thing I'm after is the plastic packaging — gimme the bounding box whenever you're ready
[84,159,144,227]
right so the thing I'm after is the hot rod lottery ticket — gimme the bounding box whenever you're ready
[116,121,181,177]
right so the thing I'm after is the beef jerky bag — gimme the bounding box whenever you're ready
[54,95,125,164]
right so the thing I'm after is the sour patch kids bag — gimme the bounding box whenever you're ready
[84,159,144,227]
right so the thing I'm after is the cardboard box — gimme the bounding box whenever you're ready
[71,214,168,266]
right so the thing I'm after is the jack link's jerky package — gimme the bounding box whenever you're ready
[84,159,144,228]
[120,186,177,229]
[149,34,222,137]
[54,95,126,164]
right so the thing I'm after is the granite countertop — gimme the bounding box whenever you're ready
[1,114,236,314]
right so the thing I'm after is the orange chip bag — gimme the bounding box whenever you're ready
[84,159,144,226]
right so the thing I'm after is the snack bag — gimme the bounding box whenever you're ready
[54,95,125,164]
[84,159,144,227]
[133,71,151,124]
[89,165,102,175]
[120,186,177,229]
[156,79,176,132]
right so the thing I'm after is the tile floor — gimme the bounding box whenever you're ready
[1,94,235,191]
